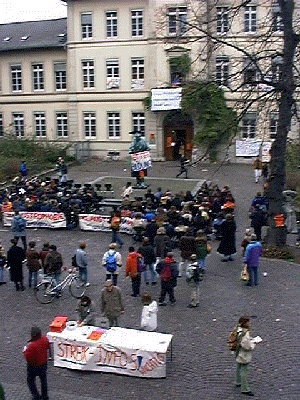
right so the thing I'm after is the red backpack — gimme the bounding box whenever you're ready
[160,261,172,281]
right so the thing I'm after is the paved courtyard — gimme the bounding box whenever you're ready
[0,160,299,400]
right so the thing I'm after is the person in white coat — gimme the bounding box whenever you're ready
[141,293,158,331]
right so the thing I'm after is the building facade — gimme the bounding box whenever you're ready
[0,0,298,161]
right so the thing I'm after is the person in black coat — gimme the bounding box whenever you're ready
[217,213,236,262]
[250,204,265,241]
[7,238,26,290]
[139,237,157,285]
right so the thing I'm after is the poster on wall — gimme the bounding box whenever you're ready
[151,88,182,111]
[235,140,262,157]
[261,141,273,162]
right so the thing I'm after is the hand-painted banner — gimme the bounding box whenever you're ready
[131,151,152,172]
[48,327,172,378]
[79,214,135,234]
[3,211,66,229]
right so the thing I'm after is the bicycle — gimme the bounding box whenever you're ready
[35,268,86,304]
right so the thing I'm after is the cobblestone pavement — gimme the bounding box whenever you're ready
[0,160,299,400]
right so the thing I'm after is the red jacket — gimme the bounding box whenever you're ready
[125,252,140,278]
[23,335,50,366]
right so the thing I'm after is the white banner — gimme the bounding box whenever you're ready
[48,327,172,378]
[131,151,152,172]
[235,140,262,157]
[151,88,182,111]
[79,214,135,235]
[261,141,273,162]
[3,211,66,229]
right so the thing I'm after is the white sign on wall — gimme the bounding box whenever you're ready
[235,140,262,157]
[151,88,182,111]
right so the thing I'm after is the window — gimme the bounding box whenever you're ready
[11,65,22,92]
[242,114,256,138]
[168,7,187,36]
[107,112,120,138]
[132,112,145,135]
[270,113,278,139]
[106,59,120,89]
[106,11,117,38]
[216,56,229,86]
[217,7,229,34]
[272,1,283,32]
[56,113,68,137]
[54,62,67,91]
[13,113,24,137]
[83,112,96,138]
[244,58,258,85]
[82,60,95,89]
[131,58,144,90]
[244,6,256,33]
[170,63,182,87]
[81,13,92,39]
[131,10,143,37]
[34,113,46,137]
[32,63,44,91]
[0,114,3,136]
[272,57,283,82]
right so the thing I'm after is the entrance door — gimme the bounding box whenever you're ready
[163,113,193,161]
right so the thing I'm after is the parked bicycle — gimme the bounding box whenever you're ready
[35,268,86,304]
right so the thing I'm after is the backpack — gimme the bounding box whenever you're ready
[106,251,117,273]
[15,217,25,232]
[228,327,244,353]
[193,265,203,283]
[137,257,145,273]
[72,253,78,268]
[111,216,121,229]
[160,262,172,281]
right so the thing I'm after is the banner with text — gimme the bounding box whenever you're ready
[235,140,262,157]
[151,88,182,111]
[3,211,66,229]
[79,214,134,235]
[131,151,152,172]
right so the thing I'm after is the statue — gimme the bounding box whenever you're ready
[129,131,151,188]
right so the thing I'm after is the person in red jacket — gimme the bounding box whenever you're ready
[125,246,142,297]
[23,326,50,400]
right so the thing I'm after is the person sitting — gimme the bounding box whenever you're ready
[76,295,96,326]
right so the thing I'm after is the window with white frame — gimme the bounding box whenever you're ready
[168,7,187,36]
[82,60,95,89]
[106,11,117,38]
[242,114,256,138]
[131,10,143,37]
[216,6,229,34]
[34,112,46,137]
[131,58,144,90]
[54,62,67,91]
[216,56,229,86]
[132,112,145,135]
[11,65,22,92]
[107,112,120,138]
[81,13,93,39]
[106,59,120,89]
[56,112,68,137]
[244,5,256,33]
[13,113,24,137]
[83,112,96,138]
[0,114,3,136]
[272,57,283,83]
[32,63,44,91]
[244,57,259,85]
[270,113,278,139]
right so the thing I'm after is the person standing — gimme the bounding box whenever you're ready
[176,155,188,179]
[0,244,7,285]
[156,252,179,306]
[153,227,172,261]
[139,237,157,285]
[217,213,237,262]
[101,279,124,327]
[141,293,158,331]
[250,204,265,242]
[26,241,41,289]
[20,160,28,178]
[75,241,90,286]
[11,210,27,249]
[179,228,196,276]
[23,326,50,400]
[102,243,122,286]
[39,243,50,274]
[234,316,260,396]
[186,254,204,307]
[57,157,67,183]
[110,208,123,248]
[195,232,211,272]
[253,157,262,184]
[7,238,25,291]
[44,245,63,295]
[125,246,142,297]
[244,233,262,287]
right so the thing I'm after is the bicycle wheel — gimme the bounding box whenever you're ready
[69,276,86,298]
[35,281,54,304]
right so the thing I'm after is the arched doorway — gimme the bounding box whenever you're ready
[163,111,194,161]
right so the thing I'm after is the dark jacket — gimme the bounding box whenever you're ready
[217,219,236,256]
[154,234,172,258]
[179,234,196,260]
[26,249,41,272]
[7,244,25,282]
[44,250,63,273]
[156,256,179,286]
[139,243,156,265]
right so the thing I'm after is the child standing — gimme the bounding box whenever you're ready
[141,293,158,331]
[186,254,204,308]
[195,232,211,271]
